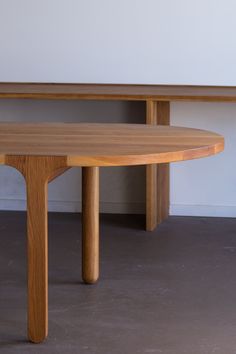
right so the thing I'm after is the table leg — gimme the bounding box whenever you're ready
[146,101,170,231]
[82,167,99,284]
[26,172,48,343]
[6,156,67,343]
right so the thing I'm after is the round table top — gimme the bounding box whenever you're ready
[0,123,224,166]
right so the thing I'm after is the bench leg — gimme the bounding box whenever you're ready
[146,100,170,231]
[82,167,99,284]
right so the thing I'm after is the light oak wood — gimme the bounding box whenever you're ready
[0,122,224,342]
[82,167,99,284]
[5,155,68,343]
[146,101,170,231]
[0,123,224,166]
[1,82,236,101]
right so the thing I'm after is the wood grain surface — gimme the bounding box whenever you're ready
[0,123,224,167]
[1,83,236,101]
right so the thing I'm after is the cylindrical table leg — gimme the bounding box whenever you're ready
[82,167,99,284]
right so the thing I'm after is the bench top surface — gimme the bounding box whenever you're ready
[0,123,224,166]
[0,83,236,102]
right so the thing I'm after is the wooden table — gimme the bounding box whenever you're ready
[0,122,224,343]
[0,83,234,231]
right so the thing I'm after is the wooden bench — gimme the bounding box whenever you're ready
[0,122,224,342]
[0,83,235,231]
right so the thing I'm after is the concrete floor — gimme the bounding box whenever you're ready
[1,212,236,354]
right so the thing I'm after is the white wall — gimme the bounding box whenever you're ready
[0,1,235,217]
[0,0,236,85]
[171,102,236,217]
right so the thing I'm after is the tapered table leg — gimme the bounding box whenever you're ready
[26,175,48,343]
[82,167,99,284]
[6,156,67,343]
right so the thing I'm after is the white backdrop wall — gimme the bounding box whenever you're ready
[0,1,235,216]
[0,0,236,85]
[171,102,236,217]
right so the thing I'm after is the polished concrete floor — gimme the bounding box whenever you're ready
[1,212,236,354]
